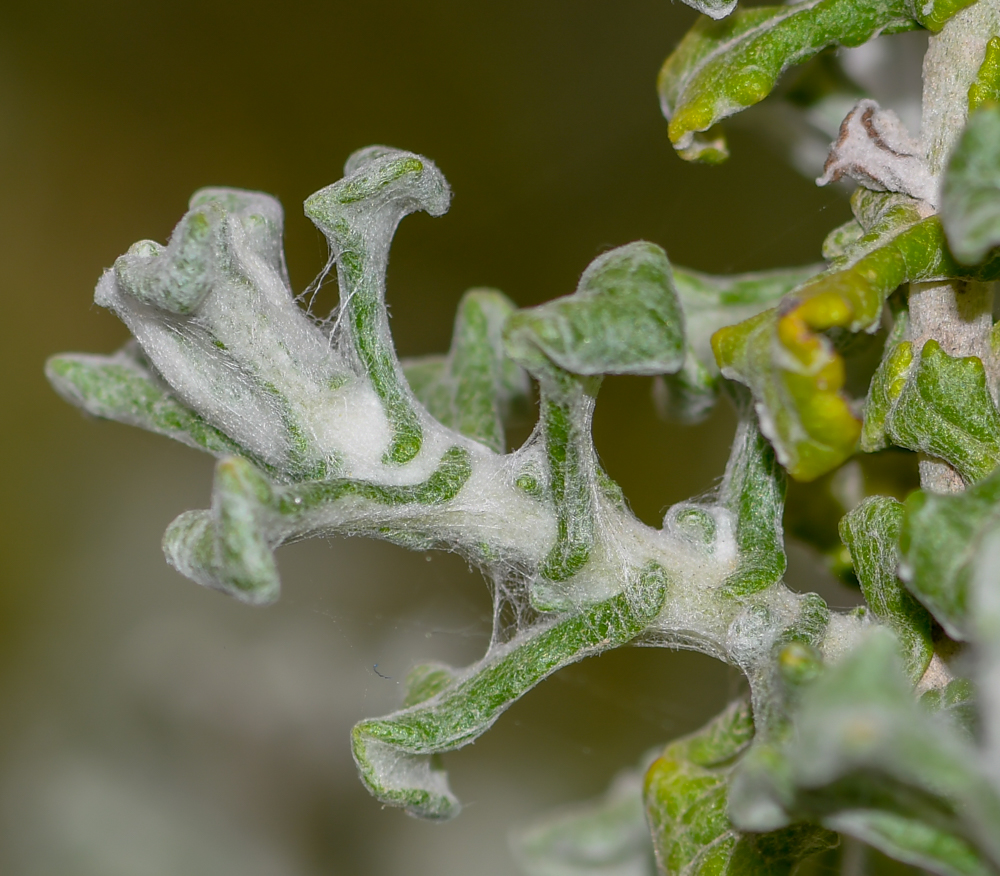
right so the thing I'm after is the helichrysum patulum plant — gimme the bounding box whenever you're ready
[45,0,1000,870]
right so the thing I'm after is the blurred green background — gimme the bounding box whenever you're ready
[0,1,851,873]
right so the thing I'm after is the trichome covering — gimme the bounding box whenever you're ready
[46,0,1000,872]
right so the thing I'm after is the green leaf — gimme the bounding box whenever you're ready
[114,203,227,315]
[826,811,994,876]
[499,366,600,599]
[656,265,823,424]
[164,456,282,605]
[712,305,861,482]
[511,764,656,876]
[713,215,997,481]
[717,403,788,597]
[733,601,829,744]
[942,104,1000,266]
[822,219,866,261]
[859,332,913,453]
[352,564,668,820]
[163,445,473,604]
[908,0,977,35]
[306,147,452,465]
[644,699,838,875]
[402,663,457,709]
[884,340,1000,484]
[839,496,934,680]
[532,379,600,590]
[844,189,928,259]
[899,465,1000,641]
[658,406,790,643]
[403,288,530,453]
[503,242,684,597]
[968,36,1000,114]
[729,630,1000,876]
[504,242,685,378]
[86,186,349,481]
[657,0,943,164]
[45,344,267,469]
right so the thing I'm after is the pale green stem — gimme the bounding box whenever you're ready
[921,0,1000,176]
[913,2,1000,494]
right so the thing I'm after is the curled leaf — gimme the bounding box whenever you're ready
[822,219,865,261]
[54,150,473,483]
[859,312,912,452]
[306,147,452,465]
[967,36,1000,113]
[503,242,684,598]
[46,342,266,469]
[839,496,934,680]
[89,187,346,481]
[531,377,601,592]
[505,242,685,378]
[729,630,1000,876]
[717,406,788,597]
[658,0,933,164]
[164,446,474,604]
[713,213,995,481]
[352,565,668,819]
[644,699,837,875]
[879,340,1000,485]
[712,305,859,482]
[899,464,1000,641]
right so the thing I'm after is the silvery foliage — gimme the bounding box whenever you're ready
[48,0,1000,871]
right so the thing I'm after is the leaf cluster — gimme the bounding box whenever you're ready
[45,0,1000,873]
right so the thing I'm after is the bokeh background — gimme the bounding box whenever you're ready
[0,1,856,873]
